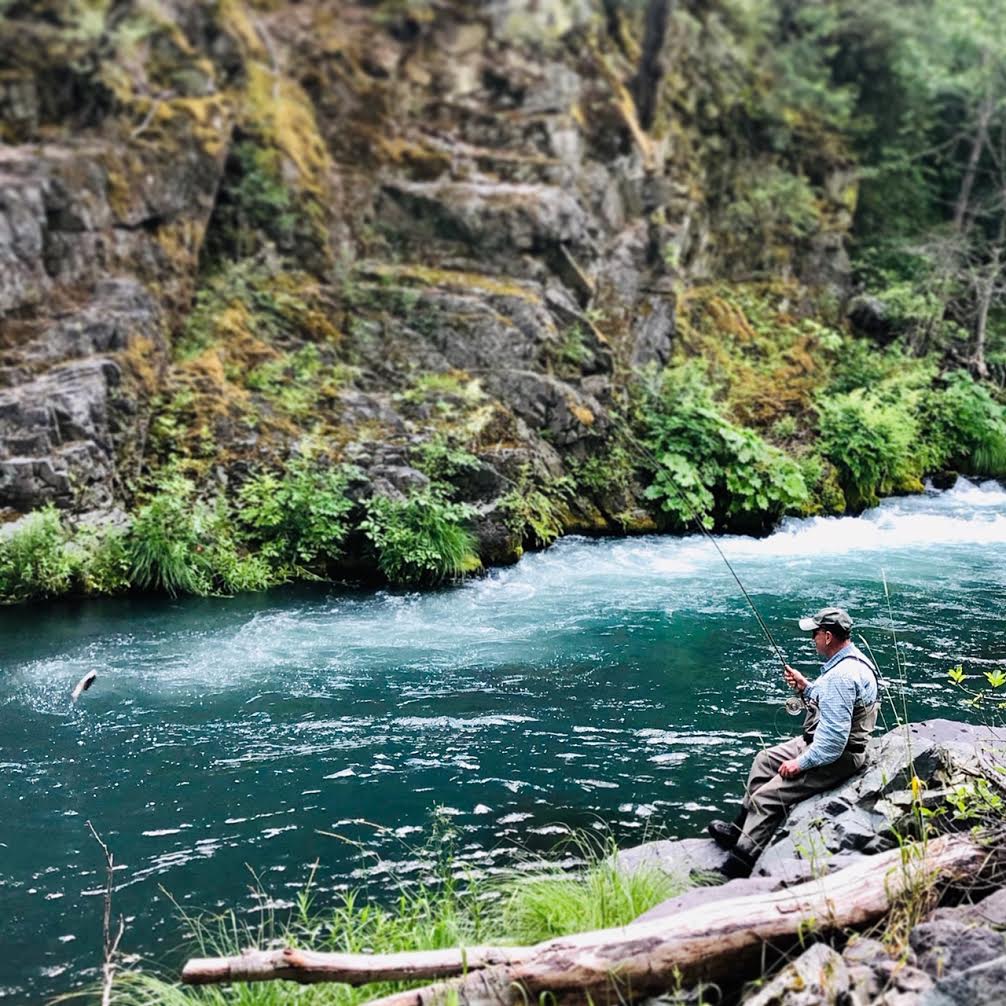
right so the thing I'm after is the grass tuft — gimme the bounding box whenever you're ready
[87,829,686,1005]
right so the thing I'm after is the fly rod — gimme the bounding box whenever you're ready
[622,434,791,674]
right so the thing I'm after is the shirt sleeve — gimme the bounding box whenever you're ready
[796,670,857,771]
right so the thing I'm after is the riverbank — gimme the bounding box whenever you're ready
[93,720,1006,1006]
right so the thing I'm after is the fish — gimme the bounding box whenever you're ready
[71,671,97,703]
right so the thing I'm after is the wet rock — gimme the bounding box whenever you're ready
[933,887,1006,928]
[615,836,730,877]
[382,179,595,256]
[847,294,898,345]
[471,501,523,566]
[488,370,608,453]
[0,279,165,512]
[631,292,676,369]
[920,955,1006,1006]
[754,721,1006,876]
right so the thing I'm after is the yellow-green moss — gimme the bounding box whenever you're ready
[243,62,331,193]
[363,263,540,303]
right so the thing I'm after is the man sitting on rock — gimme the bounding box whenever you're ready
[708,606,880,879]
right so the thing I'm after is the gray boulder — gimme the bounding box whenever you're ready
[740,942,848,1006]
[616,836,730,878]
[755,720,1006,877]
[910,920,1006,977]
[921,955,1006,1006]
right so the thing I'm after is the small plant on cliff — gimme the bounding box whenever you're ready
[501,483,572,549]
[412,435,481,488]
[0,506,78,602]
[236,462,356,573]
[360,490,479,586]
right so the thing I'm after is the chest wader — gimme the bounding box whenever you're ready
[801,654,880,757]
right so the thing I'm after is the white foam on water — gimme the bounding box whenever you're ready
[4,480,1004,707]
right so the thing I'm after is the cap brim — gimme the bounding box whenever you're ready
[798,617,819,631]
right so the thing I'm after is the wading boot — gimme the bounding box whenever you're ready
[707,806,748,850]
[719,840,757,880]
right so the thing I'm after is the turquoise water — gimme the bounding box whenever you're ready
[3,479,1006,1002]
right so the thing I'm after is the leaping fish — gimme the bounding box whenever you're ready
[71,671,97,703]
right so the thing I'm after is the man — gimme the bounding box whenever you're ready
[707,606,879,879]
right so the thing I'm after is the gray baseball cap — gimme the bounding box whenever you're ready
[798,606,853,632]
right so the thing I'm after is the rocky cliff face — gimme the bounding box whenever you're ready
[0,0,854,564]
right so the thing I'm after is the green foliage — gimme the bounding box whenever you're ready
[555,323,593,373]
[178,258,336,359]
[100,827,683,1006]
[236,463,355,571]
[412,435,481,487]
[244,344,347,417]
[816,390,922,509]
[360,491,480,586]
[919,371,1006,475]
[642,364,809,530]
[497,835,685,944]
[498,482,571,547]
[824,340,918,396]
[797,454,847,516]
[127,476,273,597]
[0,506,77,602]
[201,139,324,265]
[76,526,132,597]
[570,442,637,499]
[126,475,216,596]
[724,163,821,270]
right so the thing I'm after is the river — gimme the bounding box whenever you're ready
[3,479,1006,1002]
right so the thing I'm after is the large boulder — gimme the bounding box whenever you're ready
[755,720,1006,877]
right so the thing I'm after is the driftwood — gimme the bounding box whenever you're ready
[182,835,989,1005]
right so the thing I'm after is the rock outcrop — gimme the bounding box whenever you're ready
[0,0,856,565]
[622,720,1006,1006]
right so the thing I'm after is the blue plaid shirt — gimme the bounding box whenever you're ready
[796,642,878,771]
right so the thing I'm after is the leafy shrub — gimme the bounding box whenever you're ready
[824,340,916,396]
[816,391,922,509]
[797,454,847,515]
[723,164,821,272]
[236,463,355,571]
[919,371,1006,476]
[642,364,809,530]
[126,475,216,596]
[0,506,78,602]
[76,526,132,596]
[501,483,571,549]
[128,477,275,597]
[360,491,480,585]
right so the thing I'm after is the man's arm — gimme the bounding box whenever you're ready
[791,672,857,773]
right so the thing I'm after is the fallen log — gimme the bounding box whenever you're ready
[182,834,990,1005]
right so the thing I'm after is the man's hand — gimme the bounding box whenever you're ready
[784,664,809,692]
[779,759,802,779]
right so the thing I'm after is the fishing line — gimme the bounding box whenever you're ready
[617,432,791,673]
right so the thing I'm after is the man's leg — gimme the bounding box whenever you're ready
[742,737,805,810]
[709,736,803,849]
[742,751,862,853]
